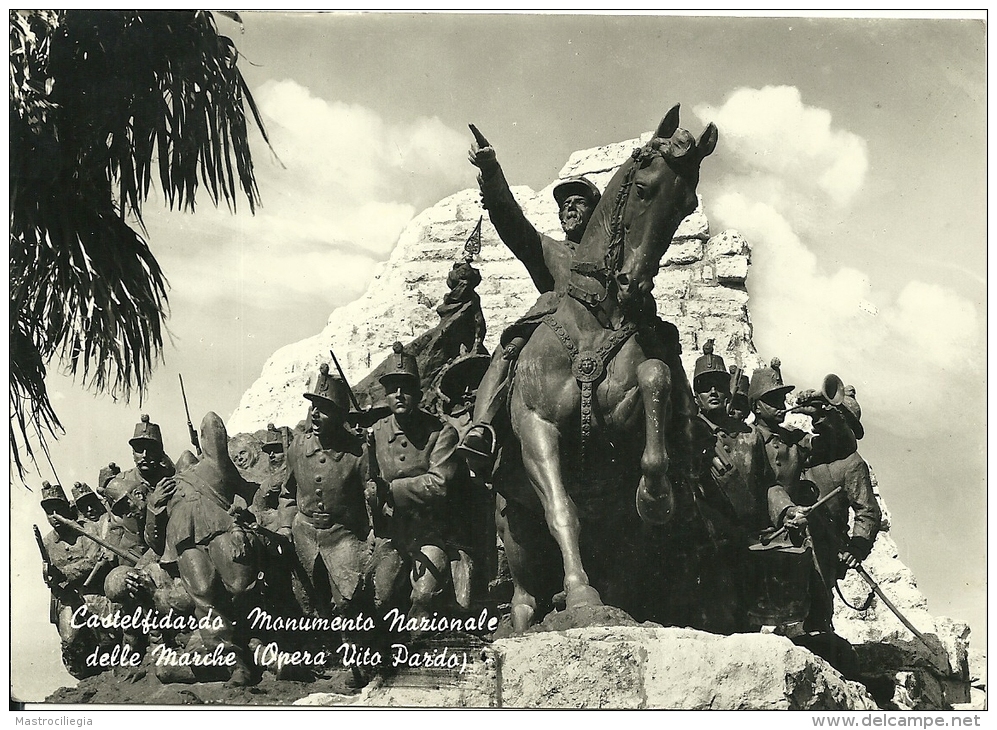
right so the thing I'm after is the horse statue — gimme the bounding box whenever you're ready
[497,105,717,630]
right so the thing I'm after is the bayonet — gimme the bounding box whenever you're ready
[179,373,201,455]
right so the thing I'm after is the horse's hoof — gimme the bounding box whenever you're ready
[636,478,675,525]
[565,585,602,610]
[510,603,536,633]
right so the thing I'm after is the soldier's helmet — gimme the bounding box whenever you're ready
[102,477,132,511]
[840,384,864,440]
[553,176,602,209]
[71,481,102,509]
[304,363,352,413]
[97,462,121,494]
[129,414,163,450]
[379,342,421,391]
[693,339,728,391]
[262,423,287,454]
[438,348,491,407]
[40,481,70,509]
[729,365,750,398]
[748,357,795,402]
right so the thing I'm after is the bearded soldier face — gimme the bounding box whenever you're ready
[558,194,595,243]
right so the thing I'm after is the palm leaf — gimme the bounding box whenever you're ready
[9,9,270,479]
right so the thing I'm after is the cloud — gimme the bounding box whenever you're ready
[695,85,868,207]
[696,89,980,435]
[148,79,468,312]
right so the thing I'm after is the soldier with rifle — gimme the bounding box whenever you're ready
[36,482,119,677]
[278,362,372,621]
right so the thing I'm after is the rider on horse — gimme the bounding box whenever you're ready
[459,127,602,468]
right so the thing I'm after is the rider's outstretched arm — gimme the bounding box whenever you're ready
[471,140,556,293]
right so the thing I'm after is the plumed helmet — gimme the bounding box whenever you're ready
[379,342,421,390]
[693,339,728,388]
[40,481,69,508]
[304,363,352,412]
[553,176,602,209]
[97,462,121,494]
[729,365,750,398]
[748,357,795,402]
[129,414,163,449]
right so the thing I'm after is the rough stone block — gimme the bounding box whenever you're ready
[663,239,704,266]
[715,255,749,283]
[496,631,646,708]
[675,205,709,240]
[653,266,693,300]
[707,229,750,258]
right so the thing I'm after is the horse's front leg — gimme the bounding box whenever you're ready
[516,408,601,609]
[635,357,676,525]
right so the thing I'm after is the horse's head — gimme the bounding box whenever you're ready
[609,105,717,306]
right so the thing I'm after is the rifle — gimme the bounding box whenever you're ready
[757,485,844,545]
[34,525,60,624]
[329,348,390,429]
[179,373,202,456]
[49,513,139,567]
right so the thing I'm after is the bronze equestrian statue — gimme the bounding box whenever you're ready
[496,106,718,629]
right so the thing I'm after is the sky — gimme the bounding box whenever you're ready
[9,11,987,702]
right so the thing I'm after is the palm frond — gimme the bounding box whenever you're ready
[9,10,270,479]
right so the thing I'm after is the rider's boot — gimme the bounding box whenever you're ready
[459,338,526,473]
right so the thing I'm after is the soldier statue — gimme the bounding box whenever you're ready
[459,127,698,510]
[685,342,800,633]
[250,423,289,532]
[36,482,114,677]
[368,343,469,620]
[747,359,874,678]
[797,382,882,635]
[278,364,372,621]
[72,481,107,524]
[459,127,602,466]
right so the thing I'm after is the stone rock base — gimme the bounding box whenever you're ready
[297,626,878,709]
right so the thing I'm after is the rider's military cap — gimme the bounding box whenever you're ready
[553,176,602,209]
[729,365,750,398]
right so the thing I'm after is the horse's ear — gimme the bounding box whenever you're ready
[697,123,718,159]
[656,104,681,139]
